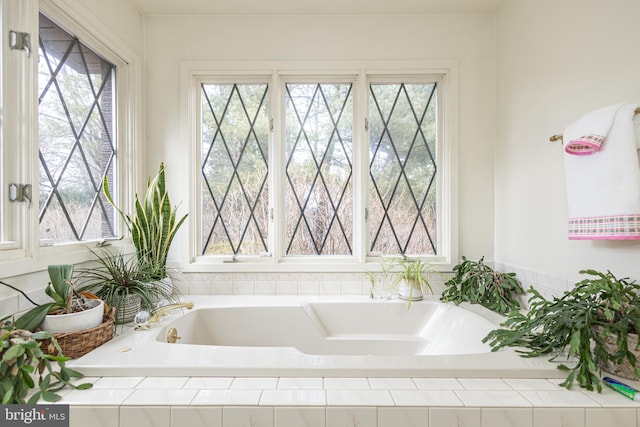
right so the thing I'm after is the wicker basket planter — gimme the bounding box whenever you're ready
[43,307,115,359]
[595,326,640,380]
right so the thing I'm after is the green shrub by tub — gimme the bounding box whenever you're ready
[483,269,640,391]
[440,256,524,315]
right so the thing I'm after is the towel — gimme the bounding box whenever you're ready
[563,103,640,240]
[564,104,624,154]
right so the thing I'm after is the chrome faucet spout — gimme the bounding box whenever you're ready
[149,302,194,323]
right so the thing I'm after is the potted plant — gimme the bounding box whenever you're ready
[483,269,640,391]
[392,256,433,303]
[0,316,92,403]
[363,258,394,299]
[440,256,524,315]
[14,265,104,333]
[103,162,187,289]
[76,248,176,324]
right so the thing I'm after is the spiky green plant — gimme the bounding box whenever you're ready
[77,249,176,323]
[392,256,434,307]
[104,163,188,280]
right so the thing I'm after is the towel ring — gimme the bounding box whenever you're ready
[549,107,640,142]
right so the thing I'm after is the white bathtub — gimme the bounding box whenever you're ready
[69,295,562,378]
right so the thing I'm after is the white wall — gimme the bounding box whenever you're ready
[144,14,496,267]
[495,0,640,284]
[47,0,143,56]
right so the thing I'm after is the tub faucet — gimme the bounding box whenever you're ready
[149,301,194,323]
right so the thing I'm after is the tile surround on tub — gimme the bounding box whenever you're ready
[173,267,573,298]
[172,271,454,296]
[50,374,640,427]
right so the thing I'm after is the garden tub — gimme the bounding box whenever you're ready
[69,295,561,378]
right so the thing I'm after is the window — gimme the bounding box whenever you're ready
[284,82,353,255]
[368,82,438,255]
[196,71,445,262]
[200,82,270,255]
[38,13,117,244]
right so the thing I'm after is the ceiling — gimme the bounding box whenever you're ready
[128,0,505,16]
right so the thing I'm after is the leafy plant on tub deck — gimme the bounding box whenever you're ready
[0,317,92,403]
[483,269,640,391]
[440,256,524,315]
[103,162,188,282]
[13,265,104,333]
[392,256,434,304]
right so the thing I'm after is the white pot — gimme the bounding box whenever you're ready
[40,299,104,333]
[114,294,142,324]
[398,279,424,301]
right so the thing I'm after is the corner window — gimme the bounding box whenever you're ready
[38,13,117,244]
[196,71,444,263]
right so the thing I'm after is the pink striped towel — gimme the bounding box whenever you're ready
[564,104,623,155]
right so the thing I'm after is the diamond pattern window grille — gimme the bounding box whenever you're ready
[369,83,438,255]
[38,14,116,243]
[284,83,353,255]
[201,83,270,255]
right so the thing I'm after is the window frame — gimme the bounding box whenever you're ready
[0,0,142,278]
[0,0,36,256]
[184,61,459,272]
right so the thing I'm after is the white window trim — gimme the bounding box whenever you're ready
[0,0,37,258]
[0,0,143,278]
[181,60,459,273]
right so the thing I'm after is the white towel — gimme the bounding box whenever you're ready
[563,103,640,240]
[564,104,623,154]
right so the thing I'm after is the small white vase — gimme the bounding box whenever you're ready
[40,299,104,333]
[398,279,424,301]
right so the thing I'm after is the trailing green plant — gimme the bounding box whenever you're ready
[76,248,176,322]
[483,269,640,391]
[103,162,188,280]
[440,256,524,315]
[0,317,92,403]
[14,265,94,332]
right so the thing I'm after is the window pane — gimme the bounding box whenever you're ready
[201,83,270,256]
[284,83,353,255]
[38,14,116,243]
[369,82,437,255]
